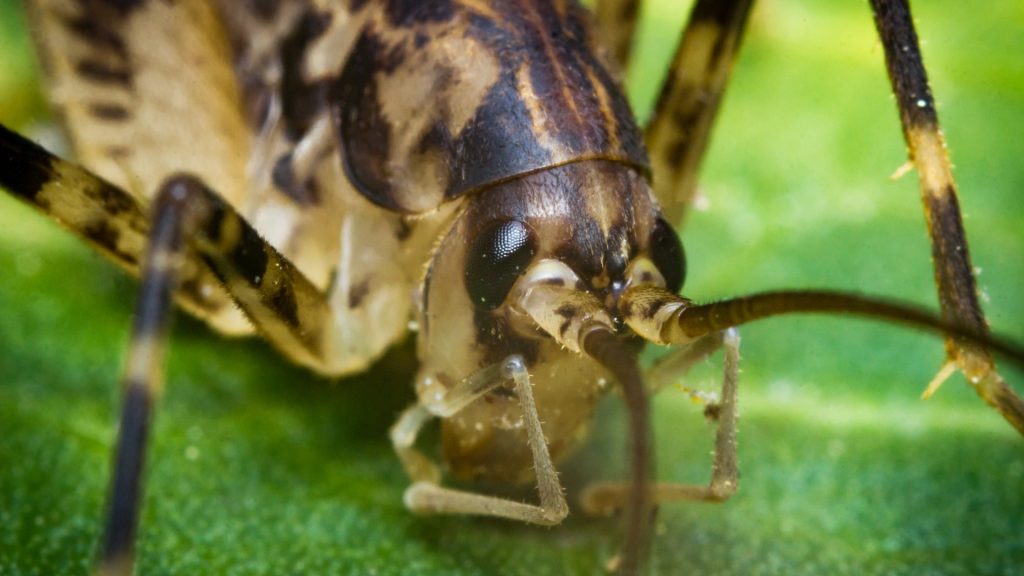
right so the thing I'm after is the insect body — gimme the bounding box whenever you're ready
[1,0,1022,574]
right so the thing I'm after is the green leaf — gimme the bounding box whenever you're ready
[1,1,1022,574]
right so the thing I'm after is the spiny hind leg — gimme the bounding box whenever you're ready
[0,124,354,370]
[868,0,1024,433]
[0,125,249,332]
[0,126,348,572]
[581,329,740,515]
[390,356,569,526]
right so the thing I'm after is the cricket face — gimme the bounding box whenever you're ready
[415,160,684,483]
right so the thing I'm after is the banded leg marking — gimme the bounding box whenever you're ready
[96,171,341,572]
[391,356,569,526]
[645,0,755,224]
[98,178,208,576]
[869,0,1024,433]
[0,125,244,330]
[184,176,331,370]
[0,125,334,369]
[2,125,345,572]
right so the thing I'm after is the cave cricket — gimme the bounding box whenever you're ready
[1,0,1023,575]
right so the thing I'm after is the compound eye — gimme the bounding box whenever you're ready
[649,217,686,293]
[464,220,538,310]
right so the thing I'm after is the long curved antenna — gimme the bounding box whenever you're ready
[582,327,652,576]
[620,286,1024,434]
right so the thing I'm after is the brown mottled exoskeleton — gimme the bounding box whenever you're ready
[1,0,1022,575]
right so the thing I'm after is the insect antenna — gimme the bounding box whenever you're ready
[675,290,1024,367]
[581,327,653,576]
[621,287,1024,432]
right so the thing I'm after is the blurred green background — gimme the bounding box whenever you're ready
[0,0,1022,574]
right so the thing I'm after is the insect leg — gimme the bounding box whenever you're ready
[389,404,441,485]
[390,360,523,486]
[0,125,249,333]
[645,0,755,224]
[581,329,740,515]
[0,125,333,370]
[271,115,334,205]
[179,177,331,370]
[98,169,348,571]
[391,356,569,526]
[97,177,211,576]
[645,330,726,394]
[868,0,1024,432]
[594,0,641,72]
